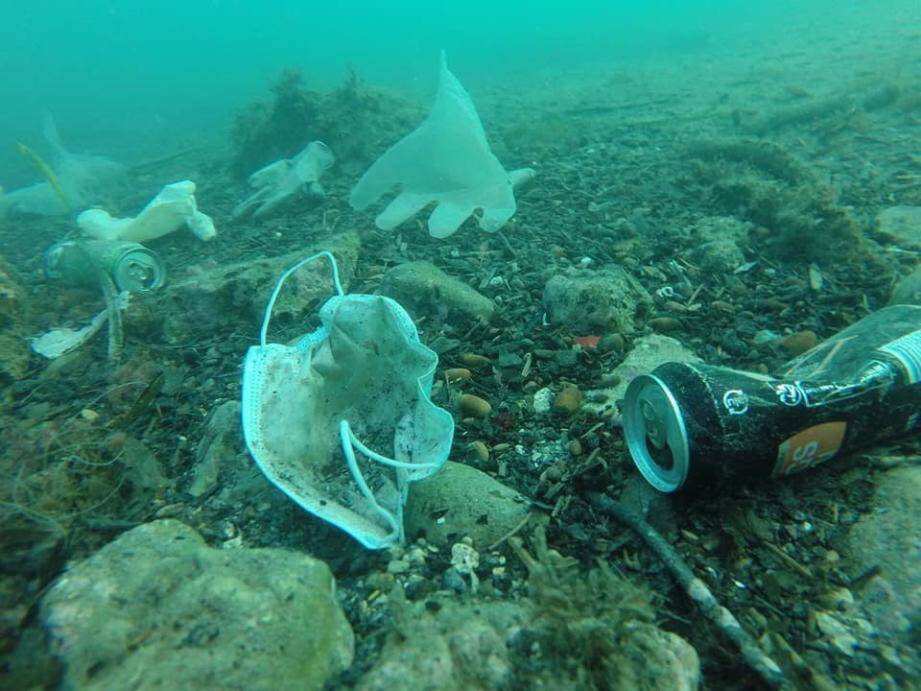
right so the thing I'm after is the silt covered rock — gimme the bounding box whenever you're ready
[543,266,651,334]
[405,461,529,547]
[381,261,495,325]
[41,520,354,691]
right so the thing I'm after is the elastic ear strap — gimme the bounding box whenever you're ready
[259,250,345,345]
[339,421,401,543]
[345,422,440,471]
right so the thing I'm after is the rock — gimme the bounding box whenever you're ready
[381,261,495,324]
[552,384,583,416]
[405,461,529,548]
[532,386,555,416]
[357,599,523,691]
[189,401,243,497]
[848,465,921,642]
[118,436,170,493]
[688,216,751,273]
[877,205,921,248]
[543,265,651,334]
[778,330,818,356]
[590,334,700,403]
[459,393,491,419]
[41,520,353,691]
[130,231,359,343]
[889,266,921,306]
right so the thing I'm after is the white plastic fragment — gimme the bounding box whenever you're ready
[232,141,335,219]
[77,180,216,242]
[29,292,130,359]
[350,52,535,239]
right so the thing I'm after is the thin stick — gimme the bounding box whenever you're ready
[588,492,787,688]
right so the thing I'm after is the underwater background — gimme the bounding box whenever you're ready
[1,1,915,181]
[1,1,921,690]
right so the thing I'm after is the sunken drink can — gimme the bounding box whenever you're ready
[623,305,921,492]
[44,240,165,293]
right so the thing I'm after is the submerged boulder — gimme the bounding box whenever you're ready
[543,265,651,335]
[41,520,354,691]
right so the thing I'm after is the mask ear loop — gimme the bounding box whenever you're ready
[339,420,442,545]
[259,250,344,346]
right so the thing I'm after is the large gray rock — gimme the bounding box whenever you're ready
[381,261,495,325]
[848,466,921,641]
[405,462,530,548]
[590,334,700,404]
[129,231,360,343]
[543,266,651,334]
[877,205,921,248]
[357,598,523,691]
[41,520,354,691]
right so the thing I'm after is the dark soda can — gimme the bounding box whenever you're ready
[44,240,165,293]
[622,305,921,492]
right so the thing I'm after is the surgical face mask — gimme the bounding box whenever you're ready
[241,251,454,549]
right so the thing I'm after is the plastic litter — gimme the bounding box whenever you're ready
[241,251,454,549]
[350,52,535,238]
[0,113,123,217]
[30,291,130,359]
[232,141,334,219]
[77,180,216,242]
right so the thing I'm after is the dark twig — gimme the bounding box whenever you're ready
[588,492,787,689]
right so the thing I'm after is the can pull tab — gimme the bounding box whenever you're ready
[641,398,668,450]
[125,260,157,290]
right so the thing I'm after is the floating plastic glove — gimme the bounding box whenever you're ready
[241,251,454,549]
[77,180,216,242]
[0,114,123,217]
[350,53,535,238]
[232,141,334,219]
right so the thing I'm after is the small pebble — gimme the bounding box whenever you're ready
[568,439,583,456]
[444,367,472,383]
[600,372,621,386]
[80,408,99,423]
[649,316,682,333]
[387,559,410,575]
[779,330,818,356]
[460,393,491,418]
[553,384,583,416]
[460,353,491,369]
[469,440,490,464]
[598,333,625,353]
[442,567,468,594]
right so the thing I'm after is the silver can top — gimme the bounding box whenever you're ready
[112,247,165,292]
[623,374,690,493]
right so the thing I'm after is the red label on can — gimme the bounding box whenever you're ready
[773,422,847,477]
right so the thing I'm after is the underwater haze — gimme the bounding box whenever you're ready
[1,0,912,180]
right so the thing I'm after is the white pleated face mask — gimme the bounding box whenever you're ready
[241,251,454,549]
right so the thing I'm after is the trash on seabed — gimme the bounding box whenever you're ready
[77,180,216,242]
[44,240,165,293]
[232,141,334,219]
[30,240,166,360]
[241,250,454,549]
[623,305,921,492]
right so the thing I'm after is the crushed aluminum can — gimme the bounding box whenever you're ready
[623,305,921,492]
[44,240,165,293]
